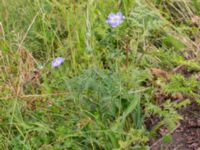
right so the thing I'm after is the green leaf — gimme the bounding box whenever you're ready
[162,134,172,143]
[196,100,200,105]
[163,35,186,51]
[175,99,191,108]
[122,94,140,120]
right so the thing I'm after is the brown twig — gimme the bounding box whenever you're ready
[124,36,130,68]
[73,0,76,14]
[0,22,5,40]
[0,92,69,101]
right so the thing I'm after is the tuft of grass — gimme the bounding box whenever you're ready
[0,0,200,149]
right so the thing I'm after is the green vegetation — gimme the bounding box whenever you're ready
[0,0,200,149]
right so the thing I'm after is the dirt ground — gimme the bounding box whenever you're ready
[151,102,200,150]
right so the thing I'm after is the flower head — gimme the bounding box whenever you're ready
[106,12,125,28]
[52,57,65,68]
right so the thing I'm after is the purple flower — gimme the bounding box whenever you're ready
[106,12,125,28]
[52,57,65,68]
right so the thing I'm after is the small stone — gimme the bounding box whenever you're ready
[190,143,198,148]
[189,120,196,127]
[197,119,200,126]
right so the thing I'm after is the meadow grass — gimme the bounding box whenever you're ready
[0,0,200,149]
